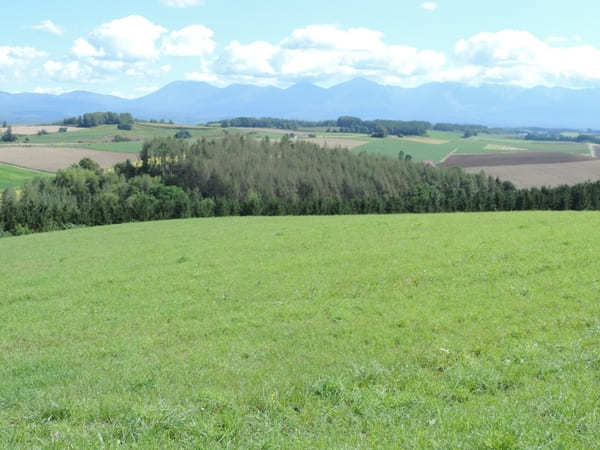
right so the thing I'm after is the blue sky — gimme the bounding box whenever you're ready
[2,0,599,96]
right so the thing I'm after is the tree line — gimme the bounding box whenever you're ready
[525,132,600,144]
[3,135,600,236]
[62,112,134,130]
[215,117,336,130]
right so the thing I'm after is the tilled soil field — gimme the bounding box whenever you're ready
[0,146,136,172]
[441,151,592,168]
[465,160,600,188]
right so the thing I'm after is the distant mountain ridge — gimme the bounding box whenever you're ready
[2,78,600,129]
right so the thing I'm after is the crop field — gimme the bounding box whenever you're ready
[465,160,600,188]
[0,146,135,172]
[0,163,53,189]
[350,132,588,163]
[441,151,593,168]
[0,126,82,135]
[2,212,600,447]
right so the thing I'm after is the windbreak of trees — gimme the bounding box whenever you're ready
[525,133,600,144]
[433,123,490,134]
[215,116,432,136]
[217,117,336,130]
[62,112,134,130]
[4,135,600,237]
[336,117,431,136]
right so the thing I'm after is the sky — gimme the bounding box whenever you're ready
[2,0,600,97]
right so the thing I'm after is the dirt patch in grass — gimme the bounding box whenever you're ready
[1,126,83,135]
[465,160,600,188]
[440,151,592,168]
[0,145,136,172]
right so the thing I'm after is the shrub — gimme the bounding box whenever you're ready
[37,129,49,136]
[1,126,17,142]
[174,129,192,139]
[114,135,132,142]
[59,127,68,133]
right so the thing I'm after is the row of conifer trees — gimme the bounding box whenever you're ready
[1,135,600,236]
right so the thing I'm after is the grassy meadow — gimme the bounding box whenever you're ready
[353,132,588,162]
[0,164,53,190]
[2,212,600,447]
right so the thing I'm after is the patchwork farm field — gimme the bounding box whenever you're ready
[0,146,134,172]
[2,123,598,188]
[464,160,600,188]
[2,213,600,447]
[0,164,53,189]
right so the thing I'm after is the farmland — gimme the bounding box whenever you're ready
[0,164,53,190]
[464,160,600,188]
[2,212,600,447]
[2,121,600,189]
[0,146,134,172]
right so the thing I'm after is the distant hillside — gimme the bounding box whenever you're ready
[2,78,600,128]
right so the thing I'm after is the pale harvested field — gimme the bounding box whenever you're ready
[234,127,296,135]
[1,126,83,135]
[441,151,591,168]
[0,146,136,172]
[400,136,449,145]
[484,144,528,151]
[302,137,368,149]
[465,160,600,188]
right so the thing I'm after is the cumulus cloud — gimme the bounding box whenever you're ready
[161,25,215,56]
[72,38,105,58]
[421,2,437,11]
[28,20,64,35]
[43,60,93,82]
[161,0,204,7]
[547,36,567,43]
[0,46,47,80]
[86,15,167,61]
[452,30,600,87]
[214,25,446,86]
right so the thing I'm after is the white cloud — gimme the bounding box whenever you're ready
[213,25,446,86]
[33,86,69,95]
[451,30,600,87]
[29,20,64,35]
[0,46,47,80]
[43,60,93,82]
[161,25,215,56]
[219,41,279,76]
[421,2,437,11]
[547,36,567,43]
[161,0,204,7]
[87,15,167,61]
[72,38,105,58]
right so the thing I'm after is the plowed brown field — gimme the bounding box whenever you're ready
[0,146,136,172]
[464,160,600,188]
[441,151,592,168]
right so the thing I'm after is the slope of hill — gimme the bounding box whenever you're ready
[3,79,600,128]
[2,212,599,447]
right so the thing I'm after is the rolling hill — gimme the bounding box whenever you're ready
[2,212,600,447]
[2,79,600,128]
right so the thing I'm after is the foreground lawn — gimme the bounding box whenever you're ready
[1,212,599,447]
[0,163,53,189]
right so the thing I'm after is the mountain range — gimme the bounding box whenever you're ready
[2,78,599,129]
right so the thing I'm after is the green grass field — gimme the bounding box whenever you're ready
[353,133,588,162]
[19,124,222,145]
[2,212,600,447]
[0,164,53,189]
